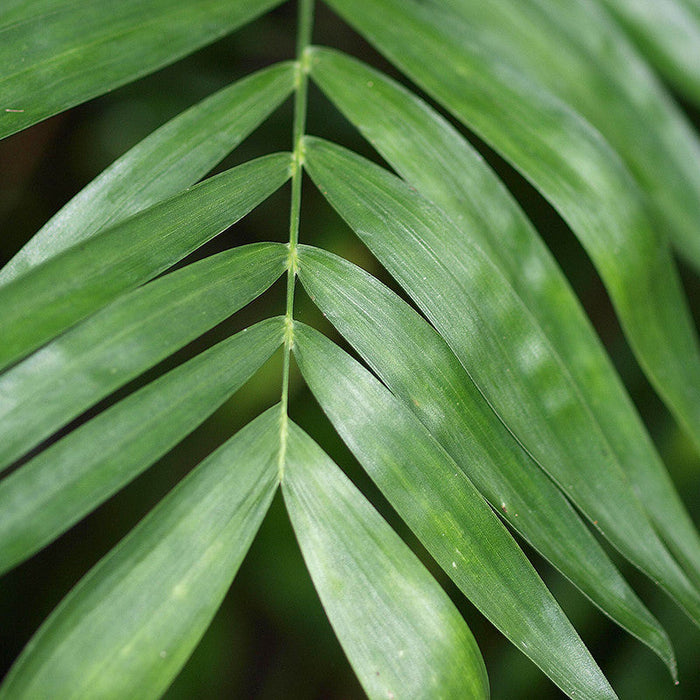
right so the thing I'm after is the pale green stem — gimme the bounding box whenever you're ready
[279,0,314,477]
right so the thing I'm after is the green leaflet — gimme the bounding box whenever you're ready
[0,243,287,471]
[597,0,700,106]
[0,153,291,371]
[306,47,700,590]
[434,0,700,274]
[297,245,675,676]
[293,323,616,700]
[0,62,296,284]
[282,421,489,700]
[0,317,284,576]
[324,0,700,457]
[0,407,280,700]
[0,0,284,139]
[303,137,700,627]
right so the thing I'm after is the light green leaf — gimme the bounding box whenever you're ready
[0,317,284,576]
[282,421,489,700]
[0,153,291,371]
[303,137,700,626]
[0,0,284,139]
[0,243,287,471]
[0,62,296,284]
[0,407,280,700]
[598,0,700,106]
[306,47,700,590]
[297,245,675,676]
[293,323,617,699]
[323,0,700,456]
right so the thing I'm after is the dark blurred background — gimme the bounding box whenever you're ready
[1,2,700,698]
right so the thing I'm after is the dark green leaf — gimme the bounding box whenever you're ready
[298,244,675,676]
[0,243,287,471]
[303,137,700,626]
[293,323,617,700]
[282,421,489,700]
[0,153,291,371]
[0,407,280,700]
[323,0,700,456]
[0,62,296,284]
[0,0,284,139]
[0,317,284,576]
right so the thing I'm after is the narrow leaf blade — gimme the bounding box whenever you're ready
[0,153,291,371]
[0,62,296,284]
[0,243,287,471]
[294,323,617,700]
[0,317,284,575]
[282,421,489,700]
[0,0,284,139]
[0,407,281,700]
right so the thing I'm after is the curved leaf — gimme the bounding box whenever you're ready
[0,153,291,371]
[293,323,617,700]
[324,0,700,456]
[0,0,285,139]
[297,244,675,676]
[0,243,287,471]
[306,47,700,590]
[0,61,296,284]
[0,407,280,700]
[282,421,489,700]
[598,0,700,106]
[303,137,700,626]
[0,317,284,576]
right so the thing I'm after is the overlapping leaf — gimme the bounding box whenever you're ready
[293,323,617,700]
[303,137,700,626]
[0,317,284,576]
[0,407,280,700]
[307,47,700,589]
[0,62,296,284]
[0,0,284,139]
[298,245,675,675]
[0,153,291,371]
[282,420,489,699]
[0,243,287,471]
[324,0,700,455]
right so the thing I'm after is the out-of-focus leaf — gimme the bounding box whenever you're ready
[323,0,700,456]
[282,421,489,700]
[306,47,700,590]
[598,0,700,106]
[0,243,287,471]
[0,153,291,371]
[0,62,296,284]
[303,138,700,626]
[0,407,280,700]
[0,0,285,139]
[297,245,676,676]
[293,323,617,700]
[0,317,284,576]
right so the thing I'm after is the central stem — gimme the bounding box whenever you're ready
[279,0,314,475]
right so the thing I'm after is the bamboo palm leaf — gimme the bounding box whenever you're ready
[0,0,284,139]
[303,137,700,625]
[0,154,291,371]
[0,407,280,700]
[306,47,700,589]
[325,0,700,455]
[0,317,284,576]
[0,62,296,284]
[293,322,617,700]
[0,244,287,471]
[282,420,489,699]
[297,244,676,676]
[597,0,700,106]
